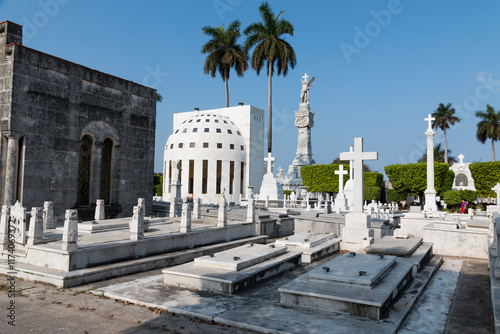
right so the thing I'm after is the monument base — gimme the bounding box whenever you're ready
[341,213,374,251]
[259,172,284,200]
[423,189,438,212]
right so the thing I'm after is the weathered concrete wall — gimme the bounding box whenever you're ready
[0,20,156,224]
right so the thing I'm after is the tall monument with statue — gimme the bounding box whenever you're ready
[282,73,316,194]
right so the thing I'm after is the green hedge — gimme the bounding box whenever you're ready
[469,162,500,198]
[301,164,349,193]
[153,173,163,196]
[385,162,449,198]
[443,190,477,207]
[440,170,455,196]
[387,189,407,203]
[301,165,383,199]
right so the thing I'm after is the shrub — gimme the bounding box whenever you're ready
[443,189,477,208]
[387,189,407,203]
[364,186,381,201]
[469,161,500,198]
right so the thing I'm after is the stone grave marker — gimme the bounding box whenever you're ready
[43,201,54,230]
[95,199,105,220]
[27,207,43,245]
[11,201,27,245]
[62,209,78,251]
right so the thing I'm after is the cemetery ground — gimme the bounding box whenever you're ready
[0,256,494,333]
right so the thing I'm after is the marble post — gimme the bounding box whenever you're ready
[43,201,54,230]
[339,137,378,251]
[95,199,105,221]
[193,198,201,219]
[180,198,192,233]
[27,207,43,245]
[424,114,438,212]
[218,192,228,227]
[247,198,255,223]
[493,183,500,205]
[62,209,78,251]
[0,205,11,249]
[130,205,144,241]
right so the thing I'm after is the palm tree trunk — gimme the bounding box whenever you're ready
[267,61,273,153]
[225,68,229,108]
[493,137,496,162]
[444,128,448,164]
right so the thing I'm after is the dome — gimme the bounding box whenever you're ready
[165,112,246,162]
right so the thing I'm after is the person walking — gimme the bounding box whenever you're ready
[461,199,467,214]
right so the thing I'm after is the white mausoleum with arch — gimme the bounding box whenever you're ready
[163,105,264,204]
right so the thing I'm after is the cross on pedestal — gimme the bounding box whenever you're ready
[493,183,500,204]
[335,165,348,194]
[458,154,465,164]
[264,152,275,175]
[425,114,435,131]
[340,138,378,213]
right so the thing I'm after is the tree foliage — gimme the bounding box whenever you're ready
[476,105,500,161]
[432,103,461,164]
[153,173,163,196]
[469,161,500,197]
[443,190,477,208]
[387,189,407,203]
[384,163,450,198]
[417,143,457,164]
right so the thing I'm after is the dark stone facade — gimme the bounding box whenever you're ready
[0,20,156,224]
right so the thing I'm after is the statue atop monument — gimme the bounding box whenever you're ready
[300,73,315,104]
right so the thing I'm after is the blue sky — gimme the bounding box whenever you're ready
[2,0,500,176]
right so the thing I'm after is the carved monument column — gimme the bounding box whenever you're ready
[4,132,23,205]
[423,114,438,212]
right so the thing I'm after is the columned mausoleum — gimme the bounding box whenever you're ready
[163,105,264,204]
[0,20,157,223]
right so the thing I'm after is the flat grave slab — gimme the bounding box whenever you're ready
[275,231,338,249]
[194,244,287,271]
[309,253,396,288]
[365,236,423,257]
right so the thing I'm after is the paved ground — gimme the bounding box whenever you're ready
[0,258,495,334]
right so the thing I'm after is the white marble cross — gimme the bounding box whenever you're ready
[425,114,435,130]
[493,183,500,204]
[349,145,354,179]
[340,137,378,213]
[264,152,275,175]
[458,154,465,164]
[302,73,309,82]
[335,165,348,194]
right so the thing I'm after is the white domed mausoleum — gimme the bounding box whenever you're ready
[163,105,264,204]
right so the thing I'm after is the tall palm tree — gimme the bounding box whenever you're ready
[476,105,500,161]
[431,103,461,164]
[418,143,457,164]
[201,20,247,108]
[244,2,296,153]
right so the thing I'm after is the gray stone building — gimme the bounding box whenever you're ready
[0,20,156,224]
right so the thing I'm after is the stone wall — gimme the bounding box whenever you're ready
[0,20,156,224]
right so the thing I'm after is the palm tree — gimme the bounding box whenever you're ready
[156,93,163,102]
[201,20,248,108]
[431,103,461,164]
[244,2,296,153]
[418,143,457,164]
[476,105,500,161]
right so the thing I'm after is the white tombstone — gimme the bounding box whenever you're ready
[218,190,228,227]
[423,114,438,212]
[0,205,11,249]
[334,165,349,211]
[180,198,192,233]
[247,198,255,224]
[62,209,78,251]
[339,137,378,251]
[95,199,105,221]
[43,201,54,230]
[11,201,26,246]
[493,183,500,205]
[259,152,284,200]
[193,198,201,219]
[27,207,43,246]
[130,205,144,241]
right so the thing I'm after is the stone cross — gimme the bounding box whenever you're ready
[264,152,276,175]
[349,145,354,179]
[339,137,378,213]
[180,198,192,233]
[458,154,465,164]
[27,207,43,245]
[43,201,54,230]
[335,165,348,195]
[130,205,144,241]
[95,199,105,221]
[425,114,435,130]
[62,209,78,251]
[302,73,309,82]
[218,190,228,227]
[493,183,500,205]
